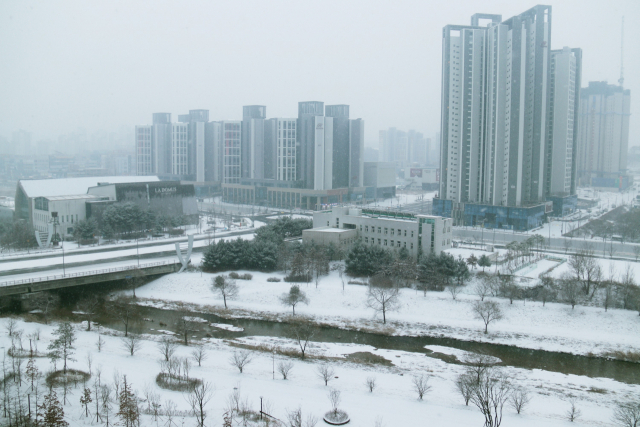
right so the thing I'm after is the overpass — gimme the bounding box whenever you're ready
[0,261,181,297]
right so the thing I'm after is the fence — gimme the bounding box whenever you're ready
[0,260,178,288]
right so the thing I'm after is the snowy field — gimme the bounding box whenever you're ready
[2,317,637,427]
[134,265,640,358]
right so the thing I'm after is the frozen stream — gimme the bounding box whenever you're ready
[97,305,640,385]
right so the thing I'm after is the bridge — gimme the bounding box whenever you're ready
[0,261,181,297]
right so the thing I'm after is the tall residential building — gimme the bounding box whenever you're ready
[546,47,582,196]
[297,101,333,190]
[435,5,583,229]
[135,125,153,175]
[439,5,576,208]
[267,118,297,181]
[179,110,209,182]
[241,106,267,180]
[171,122,188,176]
[151,113,172,175]
[576,81,631,184]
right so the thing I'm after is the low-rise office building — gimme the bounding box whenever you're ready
[305,207,452,258]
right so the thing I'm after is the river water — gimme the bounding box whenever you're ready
[100,305,640,385]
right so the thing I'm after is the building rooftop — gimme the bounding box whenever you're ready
[19,176,159,198]
[45,195,102,201]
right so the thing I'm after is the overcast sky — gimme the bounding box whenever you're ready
[1,0,638,147]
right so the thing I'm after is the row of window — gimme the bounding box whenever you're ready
[360,224,414,238]
[363,236,414,250]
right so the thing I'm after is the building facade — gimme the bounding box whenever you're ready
[306,207,453,259]
[436,6,582,229]
[576,81,631,186]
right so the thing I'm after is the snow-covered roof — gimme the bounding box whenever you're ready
[19,176,159,198]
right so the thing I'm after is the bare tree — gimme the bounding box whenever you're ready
[175,312,197,346]
[186,381,213,427]
[4,318,17,336]
[280,285,309,316]
[286,407,317,427]
[455,373,475,406]
[472,301,504,334]
[289,319,316,359]
[212,275,239,309]
[328,389,341,417]
[191,345,207,367]
[29,292,60,324]
[96,335,105,352]
[76,294,101,331]
[475,276,493,301]
[121,335,141,356]
[316,364,335,386]
[109,297,141,337]
[412,374,432,400]
[560,275,581,309]
[157,338,178,362]
[448,284,461,300]
[566,398,581,422]
[509,387,531,414]
[229,350,252,373]
[612,400,640,427]
[366,274,400,324]
[469,370,512,427]
[331,263,346,293]
[278,360,294,380]
[365,376,377,393]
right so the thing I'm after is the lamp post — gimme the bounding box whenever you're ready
[62,245,66,277]
[272,348,276,380]
[260,396,263,420]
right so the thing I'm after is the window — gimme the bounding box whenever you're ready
[391,229,395,236]
[397,241,401,248]
[378,239,381,245]
[384,240,387,246]
[404,230,407,237]
[327,221,329,226]
[390,240,394,246]
[365,225,369,232]
[404,242,407,248]
[384,228,388,235]
[378,227,381,234]
[360,225,362,231]
[411,231,414,238]
[411,243,414,249]
[365,237,368,243]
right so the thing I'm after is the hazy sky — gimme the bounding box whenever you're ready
[1,0,638,147]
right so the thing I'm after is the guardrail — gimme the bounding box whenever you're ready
[0,261,178,288]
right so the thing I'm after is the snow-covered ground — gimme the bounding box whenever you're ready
[2,315,637,427]
[134,265,640,359]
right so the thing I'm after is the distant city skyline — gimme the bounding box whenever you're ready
[1,0,637,148]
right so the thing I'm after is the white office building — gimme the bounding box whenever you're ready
[305,207,452,259]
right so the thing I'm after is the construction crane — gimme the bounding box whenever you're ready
[618,16,624,87]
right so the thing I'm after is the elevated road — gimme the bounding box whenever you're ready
[0,261,180,297]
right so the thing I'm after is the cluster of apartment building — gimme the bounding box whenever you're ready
[135,103,390,210]
[434,5,631,231]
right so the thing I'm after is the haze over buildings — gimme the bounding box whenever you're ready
[0,0,637,152]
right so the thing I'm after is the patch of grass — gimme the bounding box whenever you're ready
[602,350,640,363]
[45,369,91,388]
[267,277,281,282]
[587,387,607,394]
[155,373,201,392]
[344,352,393,366]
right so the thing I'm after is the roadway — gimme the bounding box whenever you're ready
[453,227,640,259]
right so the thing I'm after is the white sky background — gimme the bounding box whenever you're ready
[0,0,638,147]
